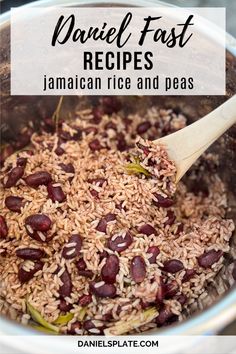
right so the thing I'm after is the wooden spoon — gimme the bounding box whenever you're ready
[154,95,236,182]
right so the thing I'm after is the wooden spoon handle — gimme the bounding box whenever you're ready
[155,95,236,182]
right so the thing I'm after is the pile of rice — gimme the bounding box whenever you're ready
[0,101,234,335]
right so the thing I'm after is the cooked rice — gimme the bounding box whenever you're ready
[0,104,234,335]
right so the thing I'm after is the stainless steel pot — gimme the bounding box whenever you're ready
[0,0,236,341]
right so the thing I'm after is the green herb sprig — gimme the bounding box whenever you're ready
[125,157,150,177]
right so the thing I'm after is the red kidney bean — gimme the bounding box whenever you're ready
[18,260,43,283]
[91,107,103,124]
[25,214,51,232]
[16,248,45,260]
[116,133,128,152]
[101,255,119,284]
[176,223,184,235]
[25,171,52,188]
[96,213,116,233]
[164,280,179,299]
[59,163,75,174]
[27,230,48,243]
[182,268,196,282]
[139,224,157,236]
[76,258,86,271]
[147,246,160,264]
[62,234,82,259]
[84,126,98,135]
[47,182,66,203]
[137,121,151,134]
[107,231,133,253]
[89,139,102,151]
[153,193,174,208]
[4,166,24,188]
[78,270,93,278]
[105,121,117,131]
[162,259,184,273]
[95,218,107,233]
[76,260,86,274]
[17,157,27,167]
[55,145,65,156]
[156,278,166,304]
[164,210,176,226]
[25,214,51,242]
[89,281,116,298]
[5,196,25,213]
[174,293,187,306]
[130,256,146,283]
[59,268,72,298]
[198,250,223,268]
[59,299,72,312]
[0,216,8,238]
[0,145,14,166]
[78,294,92,307]
[104,213,116,222]
[67,321,82,335]
[101,97,121,114]
[59,163,75,183]
[83,319,105,335]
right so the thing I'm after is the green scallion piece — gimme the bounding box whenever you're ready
[27,301,59,333]
[125,161,151,177]
[53,312,74,325]
[104,307,158,335]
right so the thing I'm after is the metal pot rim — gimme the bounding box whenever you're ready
[0,0,236,339]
